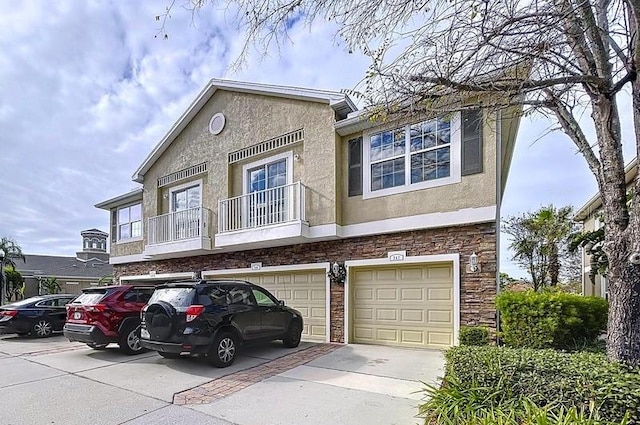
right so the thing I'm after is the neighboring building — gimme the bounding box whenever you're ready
[96,79,522,348]
[16,229,113,297]
[574,158,638,299]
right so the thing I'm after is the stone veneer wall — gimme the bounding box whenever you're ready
[115,222,497,342]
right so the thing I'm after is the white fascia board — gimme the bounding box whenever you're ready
[95,188,143,210]
[340,206,496,238]
[202,262,330,277]
[119,271,196,283]
[109,253,148,265]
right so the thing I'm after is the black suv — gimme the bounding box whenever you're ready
[139,280,303,367]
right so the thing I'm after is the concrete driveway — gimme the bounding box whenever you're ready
[0,334,444,425]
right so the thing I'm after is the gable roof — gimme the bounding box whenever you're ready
[131,79,358,183]
[15,255,113,279]
[574,158,638,221]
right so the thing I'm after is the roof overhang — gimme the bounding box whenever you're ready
[574,158,638,221]
[131,79,357,183]
[95,188,143,210]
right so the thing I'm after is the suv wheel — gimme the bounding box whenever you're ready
[118,322,145,355]
[282,321,302,348]
[208,332,237,368]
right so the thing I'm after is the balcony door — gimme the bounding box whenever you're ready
[247,158,289,227]
[170,183,201,240]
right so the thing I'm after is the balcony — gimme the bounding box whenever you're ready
[215,181,309,247]
[144,207,213,257]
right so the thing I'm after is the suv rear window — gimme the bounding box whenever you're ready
[71,290,110,305]
[148,287,195,307]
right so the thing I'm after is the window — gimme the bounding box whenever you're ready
[252,288,277,307]
[348,137,363,196]
[242,151,294,227]
[171,184,201,212]
[363,114,461,198]
[118,203,142,241]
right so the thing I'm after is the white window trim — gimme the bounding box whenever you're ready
[117,202,143,243]
[169,178,203,212]
[241,151,294,194]
[362,112,462,199]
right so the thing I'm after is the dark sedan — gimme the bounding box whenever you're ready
[0,294,76,337]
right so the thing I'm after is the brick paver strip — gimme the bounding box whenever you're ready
[173,343,341,405]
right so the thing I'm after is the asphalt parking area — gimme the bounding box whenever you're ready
[0,334,444,425]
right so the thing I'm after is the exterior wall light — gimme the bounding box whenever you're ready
[328,261,347,285]
[466,252,481,273]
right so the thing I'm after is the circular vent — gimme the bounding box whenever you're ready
[209,112,226,135]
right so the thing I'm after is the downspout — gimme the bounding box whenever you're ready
[495,109,503,344]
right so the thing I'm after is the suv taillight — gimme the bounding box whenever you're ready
[185,305,205,322]
[140,305,149,320]
[85,304,107,313]
[1,310,17,317]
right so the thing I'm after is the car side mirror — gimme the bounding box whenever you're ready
[277,300,285,307]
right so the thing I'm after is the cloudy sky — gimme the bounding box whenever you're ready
[0,1,635,278]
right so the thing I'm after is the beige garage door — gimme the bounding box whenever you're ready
[351,263,454,348]
[211,270,327,342]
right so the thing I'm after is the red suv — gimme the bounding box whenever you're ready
[63,285,155,355]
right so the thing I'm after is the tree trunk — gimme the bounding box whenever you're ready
[549,245,559,286]
[605,228,640,366]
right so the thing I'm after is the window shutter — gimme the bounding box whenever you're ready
[111,209,118,243]
[461,109,483,176]
[348,137,363,197]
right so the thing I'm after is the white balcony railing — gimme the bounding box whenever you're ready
[147,207,211,245]
[218,182,307,233]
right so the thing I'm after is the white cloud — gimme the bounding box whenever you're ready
[0,1,632,282]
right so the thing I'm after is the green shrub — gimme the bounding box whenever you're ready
[459,326,489,346]
[423,346,640,424]
[496,290,608,349]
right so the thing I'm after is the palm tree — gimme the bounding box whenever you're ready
[1,237,26,304]
[0,237,26,269]
[530,206,575,286]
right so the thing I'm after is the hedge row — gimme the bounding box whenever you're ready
[434,346,640,424]
[495,290,608,349]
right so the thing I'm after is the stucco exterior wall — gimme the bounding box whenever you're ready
[339,111,498,225]
[111,238,144,257]
[142,90,338,244]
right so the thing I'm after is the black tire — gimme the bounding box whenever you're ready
[31,319,53,338]
[87,343,108,350]
[145,301,176,341]
[208,332,237,368]
[282,321,302,348]
[158,351,181,359]
[118,322,145,355]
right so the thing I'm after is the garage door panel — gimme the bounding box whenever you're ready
[427,288,452,301]
[376,288,398,300]
[400,288,423,301]
[355,288,374,300]
[376,309,398,321]
[211,270,326,342]
[352,263,454,349]
[401,330,425,344]
[401,309,424,322]
[428,310,452,324]
[354,308,374,320]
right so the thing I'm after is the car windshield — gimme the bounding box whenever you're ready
[72,290,108,305]
[148,287,195,307]
[2,297,43,308]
